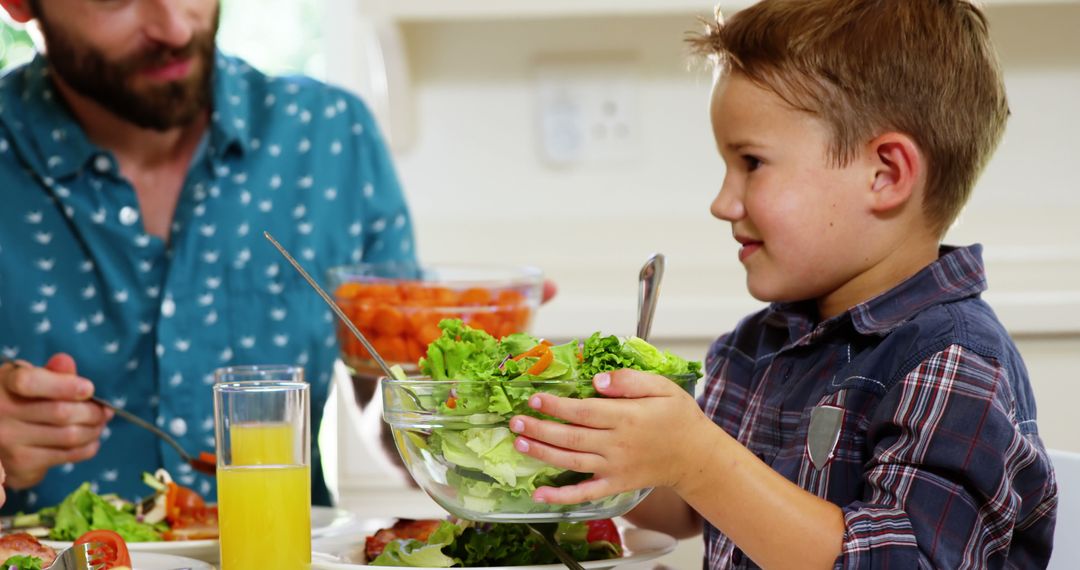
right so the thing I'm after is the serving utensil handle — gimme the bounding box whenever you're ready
[263,232,398,380]
[636,253,665,341]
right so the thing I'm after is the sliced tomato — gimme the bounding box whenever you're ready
[160,482,219,540]
[165,482,211,525]
[74,529,131,569]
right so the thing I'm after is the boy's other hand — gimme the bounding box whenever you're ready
[541,279,557,304]
[0,354,112,490]
[509,368,714,505]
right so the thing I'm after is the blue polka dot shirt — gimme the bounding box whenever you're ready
[0,51,416,513]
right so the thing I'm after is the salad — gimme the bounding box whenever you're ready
[4,470,217,543]
[365,518,623,567]
[388,319,702,516]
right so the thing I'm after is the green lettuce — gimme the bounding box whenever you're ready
[2,556,44,570]
[370,522,459,567]
[369,520,613,567]
[49,482,164,542]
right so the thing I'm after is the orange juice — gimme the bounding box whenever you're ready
[217,464,311,570]
[230,422,296,465]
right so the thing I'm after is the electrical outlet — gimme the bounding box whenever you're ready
[535,56,641,166]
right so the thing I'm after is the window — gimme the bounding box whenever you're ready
[218,0,326,78]
[1,0,325,76]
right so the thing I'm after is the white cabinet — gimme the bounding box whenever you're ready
[368,0,725,21]
[369,0,1078,21]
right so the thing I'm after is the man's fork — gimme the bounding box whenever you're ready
[44,542,107,570]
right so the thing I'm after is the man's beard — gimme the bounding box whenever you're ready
[33,7,219,131]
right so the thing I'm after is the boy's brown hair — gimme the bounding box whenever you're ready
[690,0,1009,237]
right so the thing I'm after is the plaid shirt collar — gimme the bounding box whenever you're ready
[763,244,988,340]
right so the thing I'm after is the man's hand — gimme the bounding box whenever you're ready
[0,354,111,490]
[0,455,6,507]
[507,368,713,504]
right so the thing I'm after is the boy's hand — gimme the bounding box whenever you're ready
[509,368,713,505]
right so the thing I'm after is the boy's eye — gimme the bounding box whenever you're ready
[743,155,762,172]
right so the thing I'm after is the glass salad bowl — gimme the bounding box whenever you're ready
[328,263,544,378]
[381,374,698,523]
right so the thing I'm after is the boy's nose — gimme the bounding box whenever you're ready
[140,0,196,48]
[711,177,745,222]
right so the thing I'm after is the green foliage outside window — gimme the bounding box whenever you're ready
[218,0,327,79]
[1,0,325,77]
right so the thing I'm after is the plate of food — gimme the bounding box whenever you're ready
[310,517,677,569]
[43,535,220,563]
[1,528,212,569]
[6,469,356,563]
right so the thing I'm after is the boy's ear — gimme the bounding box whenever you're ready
[868,132,923,214]
[1,0,35,23]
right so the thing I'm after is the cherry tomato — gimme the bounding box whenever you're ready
[585,519,622,547]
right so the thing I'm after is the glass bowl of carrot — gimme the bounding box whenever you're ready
[328,263,544,376]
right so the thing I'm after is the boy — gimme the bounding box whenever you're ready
[507,0,1058,567]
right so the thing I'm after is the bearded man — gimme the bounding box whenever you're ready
[0,0,417,512]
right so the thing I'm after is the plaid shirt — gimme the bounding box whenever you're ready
[699,245,1058,569]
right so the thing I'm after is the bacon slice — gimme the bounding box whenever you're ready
[364,519,443,562]
[0,532,58,565]
[163,504,219,541]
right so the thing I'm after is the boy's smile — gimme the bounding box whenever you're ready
[734,234,763,263]
[707,72,934,318]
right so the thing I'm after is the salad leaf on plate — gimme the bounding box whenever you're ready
[369,519,621,567]
[2,555,44,570]
[50,483,164,542]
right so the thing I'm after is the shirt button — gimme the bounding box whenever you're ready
[93,155,111,173]
[169,417,188,437]
[118,206,140,226]
[161,297,176,318]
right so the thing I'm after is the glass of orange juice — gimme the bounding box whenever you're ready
[213,365,310,570]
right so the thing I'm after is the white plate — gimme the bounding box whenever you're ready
[311,506,359,538]
[42,536,219,563]
[129,552,214,569]
[309,527,677,570]
[42,506,356,562]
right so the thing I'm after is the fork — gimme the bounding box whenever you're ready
[525,523,587,570]
[89,395,216,475]
[44,542,107,570]
[0,357,215,475]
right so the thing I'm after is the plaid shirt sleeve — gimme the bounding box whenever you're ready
[839,344,1057,569]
